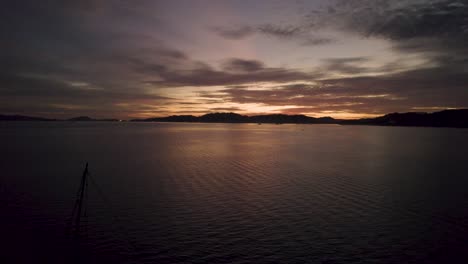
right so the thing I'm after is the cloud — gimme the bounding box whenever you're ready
[221,59,265,72]
[0,72,170,100]
[210,26,255,39]
[211,23,335,46]
[209,107,243,112]
[1,0,323,117]
[132,56,321,87]
[320,57,371,74]
[318,1,468,55]
[211,24,303,40]
[335,0,468,41]
[0,66,171,118]
[257,24,303,38]
[143,65,319,87]
[2,0,466,118]
[300,37,336,46]
[196,61,468,115]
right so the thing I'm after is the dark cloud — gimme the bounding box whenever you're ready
[257,24,303,38]
[221,59,264,72]
[196,61,468,114]
[210,0,468,53]
[211,24,302,40]
[300,37,336,46]
[333,0,468,41]
[210,26,255,39]
[318,0,468,55]
[0,71,171,118]
[200,0,468,114]
[0,1,184,117]
[147,48,188,60]
[132,55,320,87]
[144,65,319,87]
[211,23,335,46]
[0,72,170,101]
[209,107,243,112]
[320,57,371,74]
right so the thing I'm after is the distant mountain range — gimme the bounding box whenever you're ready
[0,114,58,121]
[0,115,118,122]
[67,116,119,122]
[1,109,467,128]
[340,110,468,128]
[131,110,468,128]
[132,112,337,124]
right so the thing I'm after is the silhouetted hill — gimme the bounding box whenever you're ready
[133,110,467,128]
[2,109,467,127]
[68,116,93,121]
[249,114,333,124]
[136,115,198,122]
[68,116,119,121]
[0,114,56,121]
[132,113,338,124]
[200,113,247,123]
[0,114,118,121]
[342,109,468,128]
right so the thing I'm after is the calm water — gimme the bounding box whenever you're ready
[1,122,468,263]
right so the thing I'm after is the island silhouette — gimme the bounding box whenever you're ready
[1,109,467,128]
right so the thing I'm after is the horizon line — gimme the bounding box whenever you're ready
[2,108,467,122]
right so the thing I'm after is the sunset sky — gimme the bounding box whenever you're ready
[1,0,467,119]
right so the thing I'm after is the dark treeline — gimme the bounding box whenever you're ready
[1,109,467,128]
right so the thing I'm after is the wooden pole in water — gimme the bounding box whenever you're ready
[68,162,89,239]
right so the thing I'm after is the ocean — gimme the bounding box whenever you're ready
[1,122,468,263]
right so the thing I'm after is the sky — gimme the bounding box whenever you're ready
[1,0,467,119]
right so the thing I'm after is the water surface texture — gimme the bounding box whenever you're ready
[1,122,468,263]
